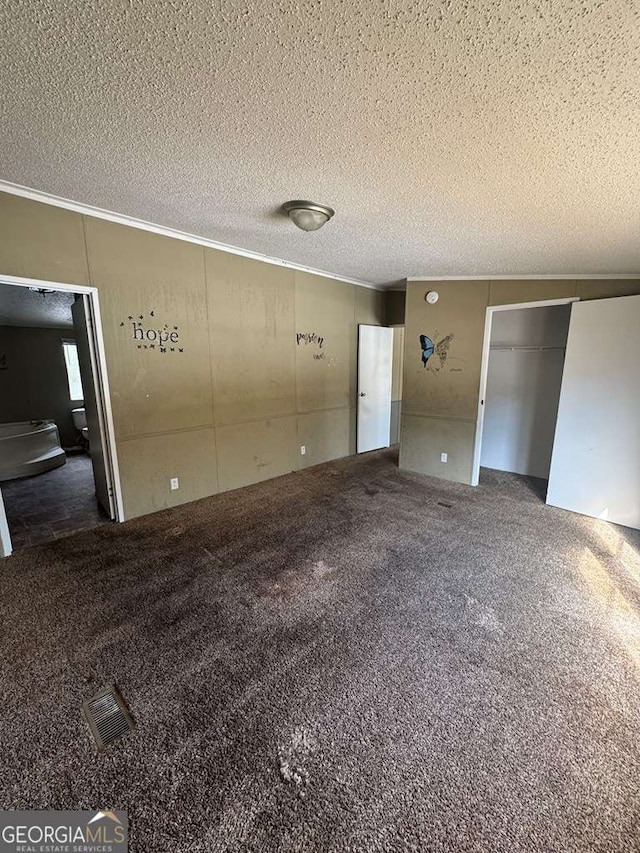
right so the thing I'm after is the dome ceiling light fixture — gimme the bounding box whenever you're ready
[282,200,335,232]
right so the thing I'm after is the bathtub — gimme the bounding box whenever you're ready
[0,421,66,482]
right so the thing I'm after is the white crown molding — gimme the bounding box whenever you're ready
[0,180,383,291]
[407,273,640,281]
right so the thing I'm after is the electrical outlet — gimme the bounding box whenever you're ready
[300,445,306,455]
[170,477,179,490]
[440,452,448,463]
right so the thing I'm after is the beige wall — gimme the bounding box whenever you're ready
[0,192,384,518]
[400,278,640,484]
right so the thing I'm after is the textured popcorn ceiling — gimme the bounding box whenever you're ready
[0,284,75,327]
[1,1,639,286]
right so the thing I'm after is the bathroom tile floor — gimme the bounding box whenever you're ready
[2,453,109,550]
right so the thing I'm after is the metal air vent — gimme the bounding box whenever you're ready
[83,684,135,751]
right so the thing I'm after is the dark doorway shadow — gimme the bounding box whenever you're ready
[521,475,548,502]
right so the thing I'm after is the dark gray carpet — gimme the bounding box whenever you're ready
[1,449,639,852]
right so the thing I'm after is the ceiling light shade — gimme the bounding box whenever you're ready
[283,200,335,232]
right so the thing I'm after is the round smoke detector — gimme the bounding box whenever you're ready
[425,291,439,304]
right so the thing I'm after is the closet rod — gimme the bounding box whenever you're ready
[490,345,566,352]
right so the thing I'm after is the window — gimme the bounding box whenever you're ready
[63,340,84,401]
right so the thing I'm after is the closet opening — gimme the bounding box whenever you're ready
[472,298,577,496]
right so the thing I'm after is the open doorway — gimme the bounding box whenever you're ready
[356,324,393,453]
[472,297,578,495]
[356,323,405,453]
[0,276,122,555]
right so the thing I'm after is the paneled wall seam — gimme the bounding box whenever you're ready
[116,424,218,442]
[126,405,354,439]
[201,245,219,494]
[296,403,357,415]
[80,215,93,285]
[401,412,477,424]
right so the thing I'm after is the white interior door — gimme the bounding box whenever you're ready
[72,296,116,519]
[547,294,640,530]
[357,324,393,453]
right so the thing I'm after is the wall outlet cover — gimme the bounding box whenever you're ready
[440,452,448,463]
[170,477,179,490]
[300,445,306,455]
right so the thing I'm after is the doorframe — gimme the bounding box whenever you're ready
[471,297,580,487]
[0,273,124,556]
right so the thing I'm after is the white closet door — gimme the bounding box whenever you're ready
[547,294,640,529]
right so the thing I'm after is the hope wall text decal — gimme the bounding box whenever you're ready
[119,311,185,354]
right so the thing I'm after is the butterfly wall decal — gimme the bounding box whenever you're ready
[420,333,454,368]
[420,334,435,366]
